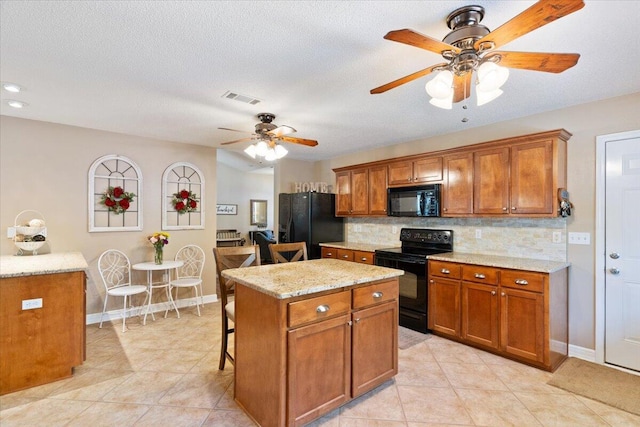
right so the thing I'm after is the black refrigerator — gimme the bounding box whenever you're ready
[278,192,344,259]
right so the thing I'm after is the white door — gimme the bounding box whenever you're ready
[605,135,640,371]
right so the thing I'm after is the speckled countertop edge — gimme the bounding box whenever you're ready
[0,252,89,278]
[319,242,400,252]
[222,258,404,299]
[426,252,570,273]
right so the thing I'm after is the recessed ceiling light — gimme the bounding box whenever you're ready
[2,83,22,93]
[6,100,27,108]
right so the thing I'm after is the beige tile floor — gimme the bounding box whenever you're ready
[1,301,639,427]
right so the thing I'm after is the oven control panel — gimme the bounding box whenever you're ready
[400,228,453,245]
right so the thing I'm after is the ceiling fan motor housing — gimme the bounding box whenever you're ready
[255,113,277,135]
[443,5,490,50]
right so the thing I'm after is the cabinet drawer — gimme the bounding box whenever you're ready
[500,270,545,293]
[337,249,354,262]
[353,280,398,309]
[288,291,351,328]
[429,261,461,279]
[353,250,374,265]
[321,247,338,259]
[462,265,499,285]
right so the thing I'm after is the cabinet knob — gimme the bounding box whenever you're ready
[501,292,506,297]
[355,318,361,323]
[474,273,486,279]
[316,304,330,313]
[443,208,448,212]
[514,279,529,286]
[326,252,332,256]
[372,291,383,299]
[511,207,517,211]
[429,280,434,284]
[502,207,508,211]
[441,269,450,274]
[361,257,368,261]
[491,290,496,296]
[342,254,349,259]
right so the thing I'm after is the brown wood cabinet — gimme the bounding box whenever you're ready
[335,166,387,216]
[235,278,399,427]
[428,259,568,371]
[322,246,374,265]
[1,271,86,395]
[388,156,442,187]
[333,129,570,218]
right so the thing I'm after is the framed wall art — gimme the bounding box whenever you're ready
[88,154,143,232]
[162,162,205,230]
[216,204,237,215]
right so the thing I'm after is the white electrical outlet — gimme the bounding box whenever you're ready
[22,298,43,310]
[391,226,398,234]
[475,229,482,239]
[552,231,562,243]
[568,232,591,245]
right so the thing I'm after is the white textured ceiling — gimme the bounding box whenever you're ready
[1,1,639,170]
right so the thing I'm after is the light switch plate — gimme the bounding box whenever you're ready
[552,231,562,243]
[568,232,591,245]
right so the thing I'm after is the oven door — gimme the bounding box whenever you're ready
[375,254,428,333]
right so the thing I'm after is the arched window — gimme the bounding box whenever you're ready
[162,162,205,230]
[88,154,143,232]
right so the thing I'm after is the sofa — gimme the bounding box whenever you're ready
[253,230,276,263]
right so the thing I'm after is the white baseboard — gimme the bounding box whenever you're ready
[86,293,219,325]
[568,344,596,362]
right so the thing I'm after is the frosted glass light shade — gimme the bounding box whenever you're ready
[425,70,454,99]
[255,140,269,157]
[274,144,288,159]
[429,93,453,109]
[244,144,257,158]
[477,88,503,106]
[264,148,277,161]
[477,62,509,92]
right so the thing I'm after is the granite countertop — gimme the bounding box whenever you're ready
[222,258,404,299]
[0,252,89,278]
[427,252,570,273]
[319,241,399,252]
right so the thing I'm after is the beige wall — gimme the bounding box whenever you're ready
[0,116,218,316]
[317,92,640,351]
[216,159,275,242]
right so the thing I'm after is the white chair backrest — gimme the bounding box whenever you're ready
[98,249,132,291]
[175,245,205,279]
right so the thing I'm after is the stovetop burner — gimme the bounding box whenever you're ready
[375,228,454,262]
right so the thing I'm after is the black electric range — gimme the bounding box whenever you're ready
[375,228,453,333]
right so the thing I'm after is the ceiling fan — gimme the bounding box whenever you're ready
[219,112,318,147]
[370,0,584,107]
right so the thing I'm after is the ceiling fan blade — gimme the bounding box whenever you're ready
[384,29,460,56]
[220,137,255,146]
[371,63,449,94]
[267,125,296,137]
[474,0,585,51]
[488,51,580,73]
[453,73,472,103]
[279,136,318,147]
[218,127,253,134]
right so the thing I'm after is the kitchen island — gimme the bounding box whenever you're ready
[222,258,403,427]
[0,252,88,395]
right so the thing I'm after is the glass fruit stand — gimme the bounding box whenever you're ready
[13,210,47,255]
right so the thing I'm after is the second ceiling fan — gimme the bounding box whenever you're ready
[370,0,585,108]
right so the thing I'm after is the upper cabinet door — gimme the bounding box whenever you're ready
[335,171,352,216]
[474,147,510,215]
[510,140,554,215]
[442,152,474,216]
[387,160,413,187]
[350,168,369,215]
[368,165,388,215]
[413,156,443,184]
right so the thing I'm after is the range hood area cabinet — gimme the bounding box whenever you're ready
[333,129,570,218]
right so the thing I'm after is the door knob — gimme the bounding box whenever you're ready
[609,268,620,275]
[609,252,620,259]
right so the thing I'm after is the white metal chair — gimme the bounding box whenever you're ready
[169,245,205,316]
[98,249,149,332]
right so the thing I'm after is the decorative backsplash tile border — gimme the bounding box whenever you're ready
[345,217,567,262]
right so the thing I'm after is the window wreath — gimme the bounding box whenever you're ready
[101,186,136,214]
[171,189,198,214]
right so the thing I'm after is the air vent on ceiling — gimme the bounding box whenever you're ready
[221,91,261,105]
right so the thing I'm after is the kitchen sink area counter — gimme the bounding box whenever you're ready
[426,252,570,273]
[319,241,399,252]
[223,259,403,427]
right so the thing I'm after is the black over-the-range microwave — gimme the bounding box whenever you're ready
[387,184,441,217]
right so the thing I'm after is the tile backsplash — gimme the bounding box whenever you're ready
[345,217,567,262]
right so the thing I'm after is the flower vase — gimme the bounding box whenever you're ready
[154,246,163,265]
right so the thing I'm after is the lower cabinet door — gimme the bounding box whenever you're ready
[500,287,545,363]
[428,277,461,338]
[461,282,499,349]
[287,314,351,426]
[351,301,398,397]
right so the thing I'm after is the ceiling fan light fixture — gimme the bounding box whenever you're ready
[254,140,269,157]
[429,94,453,110]
[477,88,503,106]
[425,70,454,99]
[244,144,257,158]
[477,62,509,92]
[264,148,278,162]
[274,144,288,159]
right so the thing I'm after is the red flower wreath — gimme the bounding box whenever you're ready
[101,186,136,214]
[172,189,198,214]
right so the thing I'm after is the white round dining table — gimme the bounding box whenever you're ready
[132,260,184,324]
